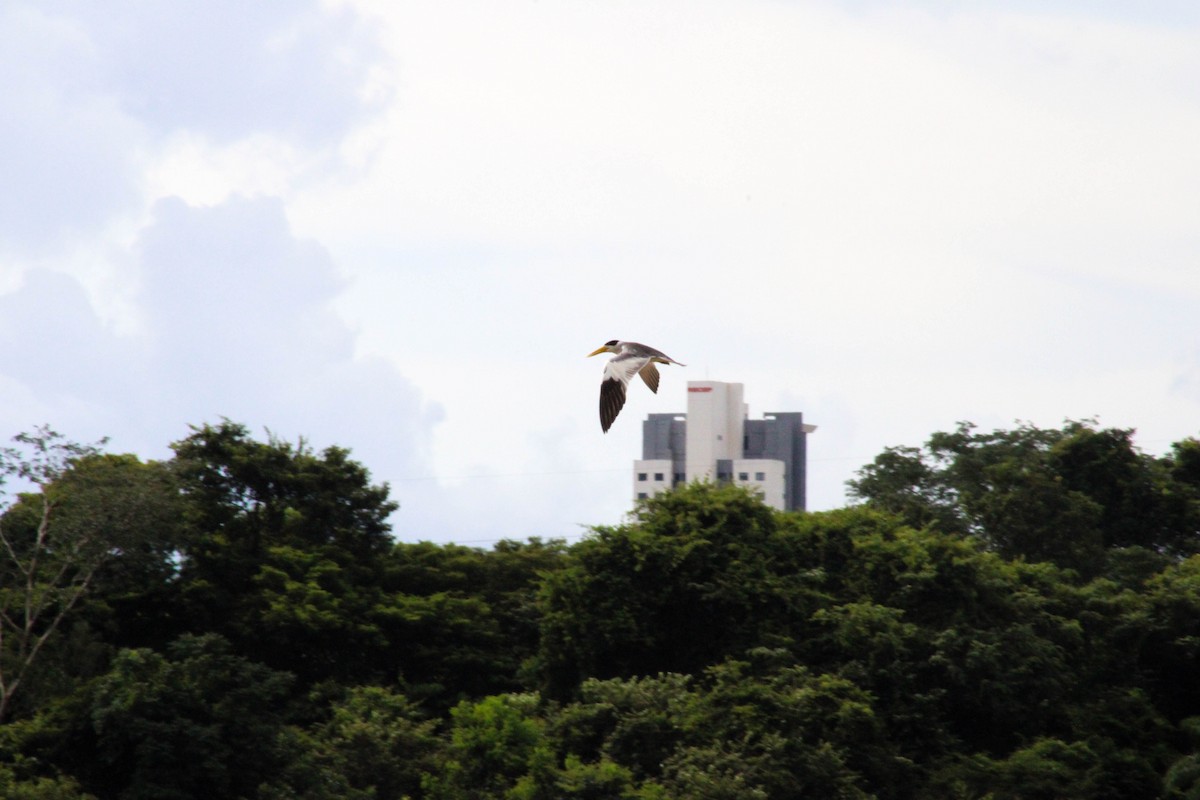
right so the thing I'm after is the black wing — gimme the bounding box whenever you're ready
[599,377,627,433]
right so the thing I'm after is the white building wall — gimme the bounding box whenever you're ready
[684,381,745,483]
[733,459,787,509]
[633,459,673,500]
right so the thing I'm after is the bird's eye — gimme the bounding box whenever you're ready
[605,339,618,346]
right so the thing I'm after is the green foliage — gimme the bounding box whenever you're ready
[424,693,546,799]
[267,685,439,800]
[934,737,1105,799]
[529,654,895,800]
[0,428,182,721]
[1165,718,1200,800]
[545,755,641,800]
[84,633,294,800]
[1139,556,1200,722]
[549,673,695,783]
[838,445,958,532]
[538,483,811,698]
[0,769,93,799]
[5,419,1200,799]
[170,421,399,684]
[0,734,94,800]
[834,525,1081,736]
[662,657,890,799]
[171,420,396,558]
[848,420,1200,574]
[382,539,568,705]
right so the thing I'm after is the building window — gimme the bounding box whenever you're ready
[638,473,647,481]
[654,472,664,481]
[717,471,730,480]
[637,492,648,499]
[738,472,749,481]
[756,472,766,481]
[674,473,685,483]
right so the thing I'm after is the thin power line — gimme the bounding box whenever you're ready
[396,467,630,482]
[394,455,871,484]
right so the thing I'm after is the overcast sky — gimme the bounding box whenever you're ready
[2,1,1199,545]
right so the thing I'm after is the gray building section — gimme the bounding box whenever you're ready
[641,409,813,511]
[641,413,687,485]
[744,413,810,511]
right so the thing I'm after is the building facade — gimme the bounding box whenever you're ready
[633,381,816,511]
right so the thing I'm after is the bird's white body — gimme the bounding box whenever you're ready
[587,340,686,433]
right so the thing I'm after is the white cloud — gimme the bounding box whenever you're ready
[2,0,1199,542]
[0,269,139,410]
[61,0,389,146]
[297,0,1200,533]
[144,133,312,208]
[131,195,440,472]
[0,195,440,499]
[0,5,144,255]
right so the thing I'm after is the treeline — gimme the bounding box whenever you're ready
[1,419,1200,798]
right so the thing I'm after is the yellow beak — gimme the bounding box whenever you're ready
[587,346,610,357]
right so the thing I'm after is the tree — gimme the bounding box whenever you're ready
[782,507,1089,762]
[848,420,1200,574]
[301,686,438,800]
[0,761,92,800]
[0,428,179,722]
[380,539,568,704]
[1165,717,1200,800]
[423,693,546,800]
[538,483,810,699]
[533,653,897,800]
[838,445,959,532]
[169,421,398,683]
[84,634,294,800]
[1139,555,1200,724]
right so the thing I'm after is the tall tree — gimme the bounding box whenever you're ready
[0,428,179,721]
[170,421,398,683]
[848,420,1200,573]
[381,538,568,703]
[538,483,811,699]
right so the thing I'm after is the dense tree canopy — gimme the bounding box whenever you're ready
[848,420,1200,574]
[1,418,1199,799]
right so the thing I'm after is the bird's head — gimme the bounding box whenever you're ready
[587,340,620,357]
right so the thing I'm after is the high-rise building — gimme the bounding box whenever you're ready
[633,381,816,511]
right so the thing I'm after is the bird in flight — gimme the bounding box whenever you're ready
[587,340,686,433]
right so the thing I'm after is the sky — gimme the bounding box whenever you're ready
[2,1,1199,545]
